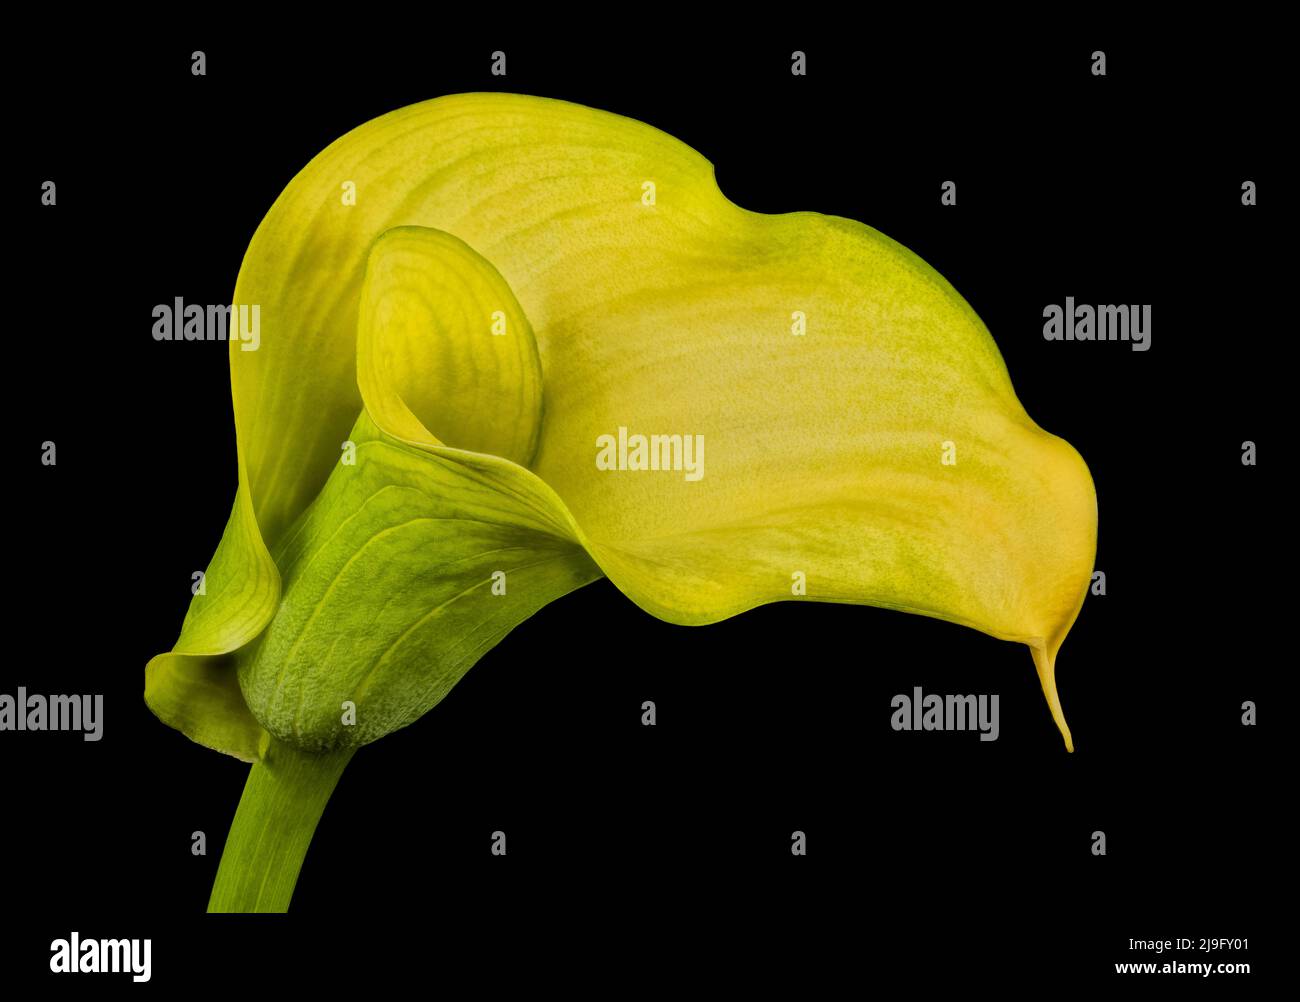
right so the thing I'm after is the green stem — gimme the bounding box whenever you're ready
[208,738,355,913]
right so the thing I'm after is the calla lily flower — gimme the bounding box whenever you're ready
[145,93,1097,912]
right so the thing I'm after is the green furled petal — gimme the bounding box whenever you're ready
[174,492,279,655]
[144,652,265,762]
[238,411,599,749]
[144,488,277,759]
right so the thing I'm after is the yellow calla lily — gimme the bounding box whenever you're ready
[144,93,1096,912]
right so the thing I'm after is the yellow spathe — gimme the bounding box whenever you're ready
[146,93,1096,757]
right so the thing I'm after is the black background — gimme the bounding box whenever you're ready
[9,30,1281,989]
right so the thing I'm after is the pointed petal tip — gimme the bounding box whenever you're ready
[1031,641,1074,753]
